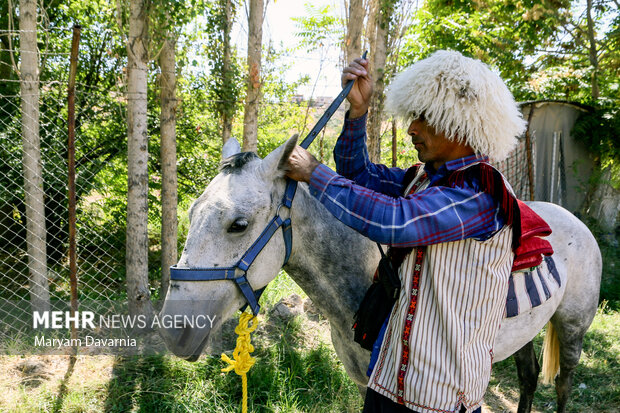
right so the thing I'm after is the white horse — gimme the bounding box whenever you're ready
[159,136,602,413]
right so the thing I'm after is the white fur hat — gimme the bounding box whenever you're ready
[384,50,526,161]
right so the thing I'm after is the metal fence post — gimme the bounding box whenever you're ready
[67,24,81,344]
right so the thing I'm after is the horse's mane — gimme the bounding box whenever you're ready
[219,152,259,174]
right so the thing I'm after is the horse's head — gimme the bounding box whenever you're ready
[159,135,298,360]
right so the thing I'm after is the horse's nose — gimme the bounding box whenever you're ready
[157,311,183,345]
[157,313,198,358]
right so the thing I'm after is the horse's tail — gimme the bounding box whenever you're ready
[541,321,560,384]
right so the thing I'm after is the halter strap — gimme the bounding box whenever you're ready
[170,201,294,315]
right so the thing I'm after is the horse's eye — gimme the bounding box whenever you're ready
[228,218,248,233]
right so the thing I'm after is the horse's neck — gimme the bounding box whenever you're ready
[284,183,378,324]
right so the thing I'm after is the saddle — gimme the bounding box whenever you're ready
[512,200,553,272]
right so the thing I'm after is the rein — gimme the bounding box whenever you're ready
[169,52,366,316]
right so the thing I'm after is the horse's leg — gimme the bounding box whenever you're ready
[357,384,367,399]
[552,317,587,413]
[513,340,540,413]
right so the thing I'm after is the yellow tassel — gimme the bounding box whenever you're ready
[221,311,258,413]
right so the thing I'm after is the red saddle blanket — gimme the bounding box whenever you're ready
[512,200,554,272]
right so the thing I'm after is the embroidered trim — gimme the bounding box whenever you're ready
[396,246,426,404]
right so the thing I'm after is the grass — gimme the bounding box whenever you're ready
[0,320,362,413]
[1,261,618,412]
[485,304,620,412]
[0,274,362,413]
[100,315,361,413]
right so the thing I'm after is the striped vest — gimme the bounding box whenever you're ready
[368,165,514,413]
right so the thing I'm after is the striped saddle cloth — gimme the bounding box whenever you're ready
[505,255,562,318]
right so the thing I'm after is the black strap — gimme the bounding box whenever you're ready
[376,242,387,259]
[300,50,368,149]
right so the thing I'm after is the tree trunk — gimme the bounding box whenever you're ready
[367,0,391,163]
[365,0,377,66]
[242,0,264,152]
[126,0,154,321]
[345,0,364,64]
[19,0,50,314]
[222,0,234,144]
[585,0,599,101]
[159,34,177,301]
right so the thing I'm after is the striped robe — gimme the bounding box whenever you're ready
[368,166,514,413]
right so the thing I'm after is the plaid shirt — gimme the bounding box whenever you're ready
[308,113,505,247]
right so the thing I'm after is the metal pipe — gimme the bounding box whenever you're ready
[524,105,536,201]
[67,24,81,345]
[391,119,397,168]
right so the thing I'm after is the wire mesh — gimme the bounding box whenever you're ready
[1,27,127,347]
[0,23,537,351]
[493,134,536,201]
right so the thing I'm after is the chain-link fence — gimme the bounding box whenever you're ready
[494,131,536,201]
[1,27,127,349]
[0,24,537,353]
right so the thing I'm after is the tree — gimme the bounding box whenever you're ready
[548,0,619,103]
[293,3,341,135]
[399,0,579,100]
[366,0,396,162]
[345,0,365,64]
[152,1,208,299]
[242,0,266,152]
[586,0,600,100]
[221,0,236,144]
[126,0,154,320]
[384,1,416,167]
[3,0,130,281]
[206,0,241,146]
[365,0,413,163]
[19,0,50,313]
[158,27,177,300]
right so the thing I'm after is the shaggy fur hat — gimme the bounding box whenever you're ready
[384,50,526,162]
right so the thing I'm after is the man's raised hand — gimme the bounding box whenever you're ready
[341,57,373,119]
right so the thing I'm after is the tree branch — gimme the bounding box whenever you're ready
[561,23,586,48]
[7,0,20,76]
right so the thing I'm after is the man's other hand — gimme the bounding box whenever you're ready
[342,57,372,119]
[284,146,320,183]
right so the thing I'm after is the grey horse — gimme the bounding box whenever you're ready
[160,136,602,413]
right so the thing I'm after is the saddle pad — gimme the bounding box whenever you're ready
[505,256,561,318]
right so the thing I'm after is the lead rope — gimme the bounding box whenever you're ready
[219,50,368,412]
[221,311,258,413]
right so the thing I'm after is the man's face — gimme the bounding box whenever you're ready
[407,118,471,170]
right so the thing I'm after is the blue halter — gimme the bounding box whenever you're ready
[169,182,297,315]
[169,52,366,315]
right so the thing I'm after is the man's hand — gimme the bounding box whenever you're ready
[342,57,373,119]
[284,146,320,183]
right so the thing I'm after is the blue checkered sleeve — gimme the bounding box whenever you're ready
[333,112,407,198]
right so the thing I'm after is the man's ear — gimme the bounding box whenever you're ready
[221,137,241,159]
[260,134,299,178]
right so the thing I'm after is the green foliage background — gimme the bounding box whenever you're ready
[0,0,618,308]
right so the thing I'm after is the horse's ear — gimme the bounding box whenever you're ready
[222,137,241,159]
[261,134,299,178]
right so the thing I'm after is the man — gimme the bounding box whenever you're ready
[285,50,526,413]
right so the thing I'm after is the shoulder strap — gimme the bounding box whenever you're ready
[402,163,423,192]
